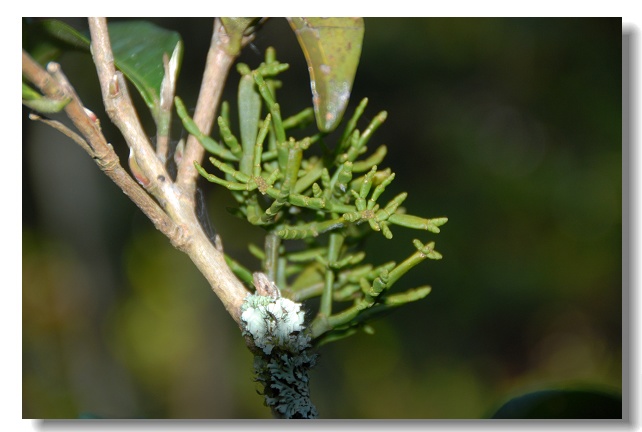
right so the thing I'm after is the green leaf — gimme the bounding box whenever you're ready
[23,19,89,65]
[107,21,183,127]
[237,66,262,174]
[287,18,364,133]
[490,389,621,419]
[23,19,182,129]
[22,82,70,113]
[22,82,42,101]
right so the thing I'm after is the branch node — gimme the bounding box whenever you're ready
[215,234,224,252]
[169,225,191,250]
[46,62,60,74]
[109,74,119,96]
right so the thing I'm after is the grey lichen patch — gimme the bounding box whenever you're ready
[253,350,318,419]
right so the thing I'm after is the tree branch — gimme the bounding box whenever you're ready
[22,51,179,242]
[86,17,250,325]
[88,17,176,210]
[28,113,92,154]
[175,18,237,200]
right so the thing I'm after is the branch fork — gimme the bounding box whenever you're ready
[23,18,252,325]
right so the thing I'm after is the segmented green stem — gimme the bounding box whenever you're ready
[189,49,448,346]
[217,115,243,158]
[337,97,368,154]
[264,233,280,282]
[320,233,344,317]
[175,96,238,161]
[238,71,261,175]
[253,71,285,145]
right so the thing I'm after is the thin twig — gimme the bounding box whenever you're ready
[22,51,180,242]
[175,19,236,199]
[28,113,93,154]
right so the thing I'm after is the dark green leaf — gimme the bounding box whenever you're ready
[23,19,182,128]
[107,21,183,125]
[491,389,622,419]
[287,18,364,133]
[23,19,89,65]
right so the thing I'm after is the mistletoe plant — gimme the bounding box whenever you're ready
[22,18,446,419]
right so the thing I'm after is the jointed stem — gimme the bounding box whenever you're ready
[264,234,280,282]
[319,233,343,317]
[185,46,447,343]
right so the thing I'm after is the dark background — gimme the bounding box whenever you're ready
[23,18,622,418]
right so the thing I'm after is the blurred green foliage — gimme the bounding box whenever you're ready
[23,18,621,418]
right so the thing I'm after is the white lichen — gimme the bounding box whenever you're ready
[241,294,309,355]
